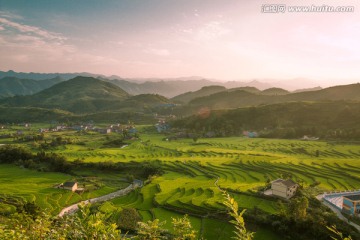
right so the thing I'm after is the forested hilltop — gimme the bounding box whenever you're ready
[172,101,360,140]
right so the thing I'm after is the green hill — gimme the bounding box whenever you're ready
[172,85,226,103]
[261,87,289,95]
[227,86,261,94]
[0,77,63,98]
[0,76,130,113]
[188,83,360,110]
[172,101,360,140]
[0,77,174,121]
[119,94,171,111]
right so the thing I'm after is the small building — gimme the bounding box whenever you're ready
[243,131,258,138]
[62,182,78,192]
[271,179,298,199]
[155,121,170,133]
[98,128,111,134]
[342,194,360,215]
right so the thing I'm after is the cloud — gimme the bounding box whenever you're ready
[144,48,170,56]
[0,16,66,41]
[196,21,231,41]
[0,10,23,20]
[0,13,129,74]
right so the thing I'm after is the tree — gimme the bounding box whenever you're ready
[289,196,308,221]
[117,208,142,232]
[0,205,124,240]
[136,219,167,240]
[172,214,196,240]
[223,191,254,240]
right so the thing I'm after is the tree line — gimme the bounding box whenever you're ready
[171,101,360,140]
[0,145,163,178]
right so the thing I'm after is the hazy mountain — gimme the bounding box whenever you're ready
[0,70,98,81]
[293,86,322,93]
[270,78,320,91]
[0,76,63,98]
[108,79,219,97]
[261,88,289,95]
[227,87,261,94]
[109,79,280,98]
[223,80,273,90]
[172,85,226,103]
[187,83,360,110]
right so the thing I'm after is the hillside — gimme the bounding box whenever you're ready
[292,86,322,93]
[188,83,360,110]
[172,85,226,103]
[118,94,171,111]
[0,77,63,98]
[261,87,289,95]
[0,77,176,118]
[109,79,220,98]
[172,101,360,140]
[0,76,130,113]
[227,86,261,94]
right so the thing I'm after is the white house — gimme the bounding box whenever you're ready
[62,182,78,192]
[271,179,298,199]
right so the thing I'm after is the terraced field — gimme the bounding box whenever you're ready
[1,127,360,239]
[0,165,129,214]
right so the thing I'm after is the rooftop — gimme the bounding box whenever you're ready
[63,181,77,188]
[272,178,297,187]
[282,179,297,187]
[343,194,360,201]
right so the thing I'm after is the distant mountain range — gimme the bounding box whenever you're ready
[0,70,326,98]
[0,71,359,123]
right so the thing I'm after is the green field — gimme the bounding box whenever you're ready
[0,164,129,214]
[1,125,360,239]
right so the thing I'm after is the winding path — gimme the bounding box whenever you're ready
[58,180,143,217]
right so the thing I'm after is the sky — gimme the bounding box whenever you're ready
[0,0,360,85]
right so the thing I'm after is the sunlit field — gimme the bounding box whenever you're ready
[1,125,359,239]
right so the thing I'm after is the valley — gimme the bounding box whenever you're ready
[1,122,360,239]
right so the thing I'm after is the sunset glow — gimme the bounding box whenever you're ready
[1,0,359,85]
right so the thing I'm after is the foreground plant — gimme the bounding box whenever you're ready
[327,225,352,240]
[172,214,197,240]
[222,191,254,240]
[136,219,167,240]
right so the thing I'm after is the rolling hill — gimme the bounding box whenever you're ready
[0,77,63,98]
[171,85,226,103]
[261,87,289,95]
[0,76,177,117]
[0,76,130,113]
[187,83,360,110]
[171,86,291,104]
[172,101,360,140]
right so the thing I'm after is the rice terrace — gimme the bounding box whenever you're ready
[1,123,360,239]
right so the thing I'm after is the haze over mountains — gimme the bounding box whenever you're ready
[0,72,359,115]
[0,70,327,98]
[0,72,359,140]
